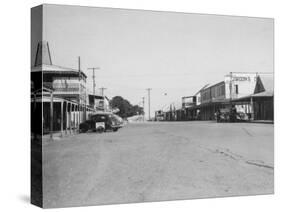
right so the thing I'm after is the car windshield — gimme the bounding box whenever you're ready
[113,114,123,122]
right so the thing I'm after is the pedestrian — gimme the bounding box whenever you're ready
[230,104,237,122]
[216,109,221,122]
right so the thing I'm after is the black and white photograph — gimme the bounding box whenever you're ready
[30,4,274,208]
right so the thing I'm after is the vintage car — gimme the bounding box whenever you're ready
[215,108,230,122]
[235,112,250,122]
[215,108,249,123]
[79,113,123,133]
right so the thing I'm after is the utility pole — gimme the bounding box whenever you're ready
[87,67,100,107]
[146,88,152,120]
[142,97,145,122]
[99,87,107,97]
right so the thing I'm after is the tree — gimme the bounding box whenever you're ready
[110,96,143,118]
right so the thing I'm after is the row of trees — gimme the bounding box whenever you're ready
[110,96,144,118]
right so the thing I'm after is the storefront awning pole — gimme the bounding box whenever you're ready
[60,101,64,137]
[250,97,254,120]
[50,91,53,140]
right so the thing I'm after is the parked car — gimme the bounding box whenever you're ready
[235,112,249,122]
[79,113,123,133]
[215,107,248,122]
[215,108,230,122]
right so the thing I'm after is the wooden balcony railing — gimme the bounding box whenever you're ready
[43,82,85,93]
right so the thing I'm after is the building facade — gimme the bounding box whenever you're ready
[31,41,93,135]
[199,72,273,120]
[87,94,111,113]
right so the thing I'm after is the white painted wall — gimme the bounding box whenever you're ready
[224,73,258,99]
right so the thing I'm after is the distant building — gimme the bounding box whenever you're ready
[155,110,164,121]
[195,84,209,106]
[179,84,209,121]
[162,102,179,121]
[155,72,273,122]
[87,94,110,112]
[181,96,196,120]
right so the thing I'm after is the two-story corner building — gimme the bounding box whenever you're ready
[32,41,88,104]
[31,41,91,135]
[232,73,274,120]
[225,72,258,100]
[199,72,259,120]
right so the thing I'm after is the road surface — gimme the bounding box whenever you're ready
[42,121,274,208]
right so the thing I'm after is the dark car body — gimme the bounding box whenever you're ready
[79,113,123,133]
[215,108,230,122]
[215,108,249,122]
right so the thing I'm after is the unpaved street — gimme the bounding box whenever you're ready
[42,121,274,208]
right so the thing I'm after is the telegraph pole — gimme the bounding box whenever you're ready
[146,88,152,120]
[99,87,107,97]
[87,67,100,106]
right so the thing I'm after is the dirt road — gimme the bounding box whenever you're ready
[42,121,274,208]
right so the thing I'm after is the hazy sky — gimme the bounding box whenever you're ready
[36,4,273,116]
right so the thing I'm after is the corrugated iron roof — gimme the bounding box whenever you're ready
[251,91,273,97]
[202,81,224,90]
[31,64,87,78]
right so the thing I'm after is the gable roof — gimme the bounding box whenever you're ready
[254,74,274,94]
[259,74,274,92]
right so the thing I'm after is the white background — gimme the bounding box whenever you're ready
[0,0,280,211]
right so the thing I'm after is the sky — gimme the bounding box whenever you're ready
[33,4,273,117]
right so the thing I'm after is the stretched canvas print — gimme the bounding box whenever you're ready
[31,4,274,208]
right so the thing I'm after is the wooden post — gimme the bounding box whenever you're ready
[50,91,53,140]
[77,104,80,132]
[68,102,71,134]
[70,103,73,134]
[64,102,67,135]
[75,105,78,133]
[60,101,64,137]
[250,97,254,121]
[72,104,75,133]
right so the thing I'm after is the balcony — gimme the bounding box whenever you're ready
[43,82,85,95]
